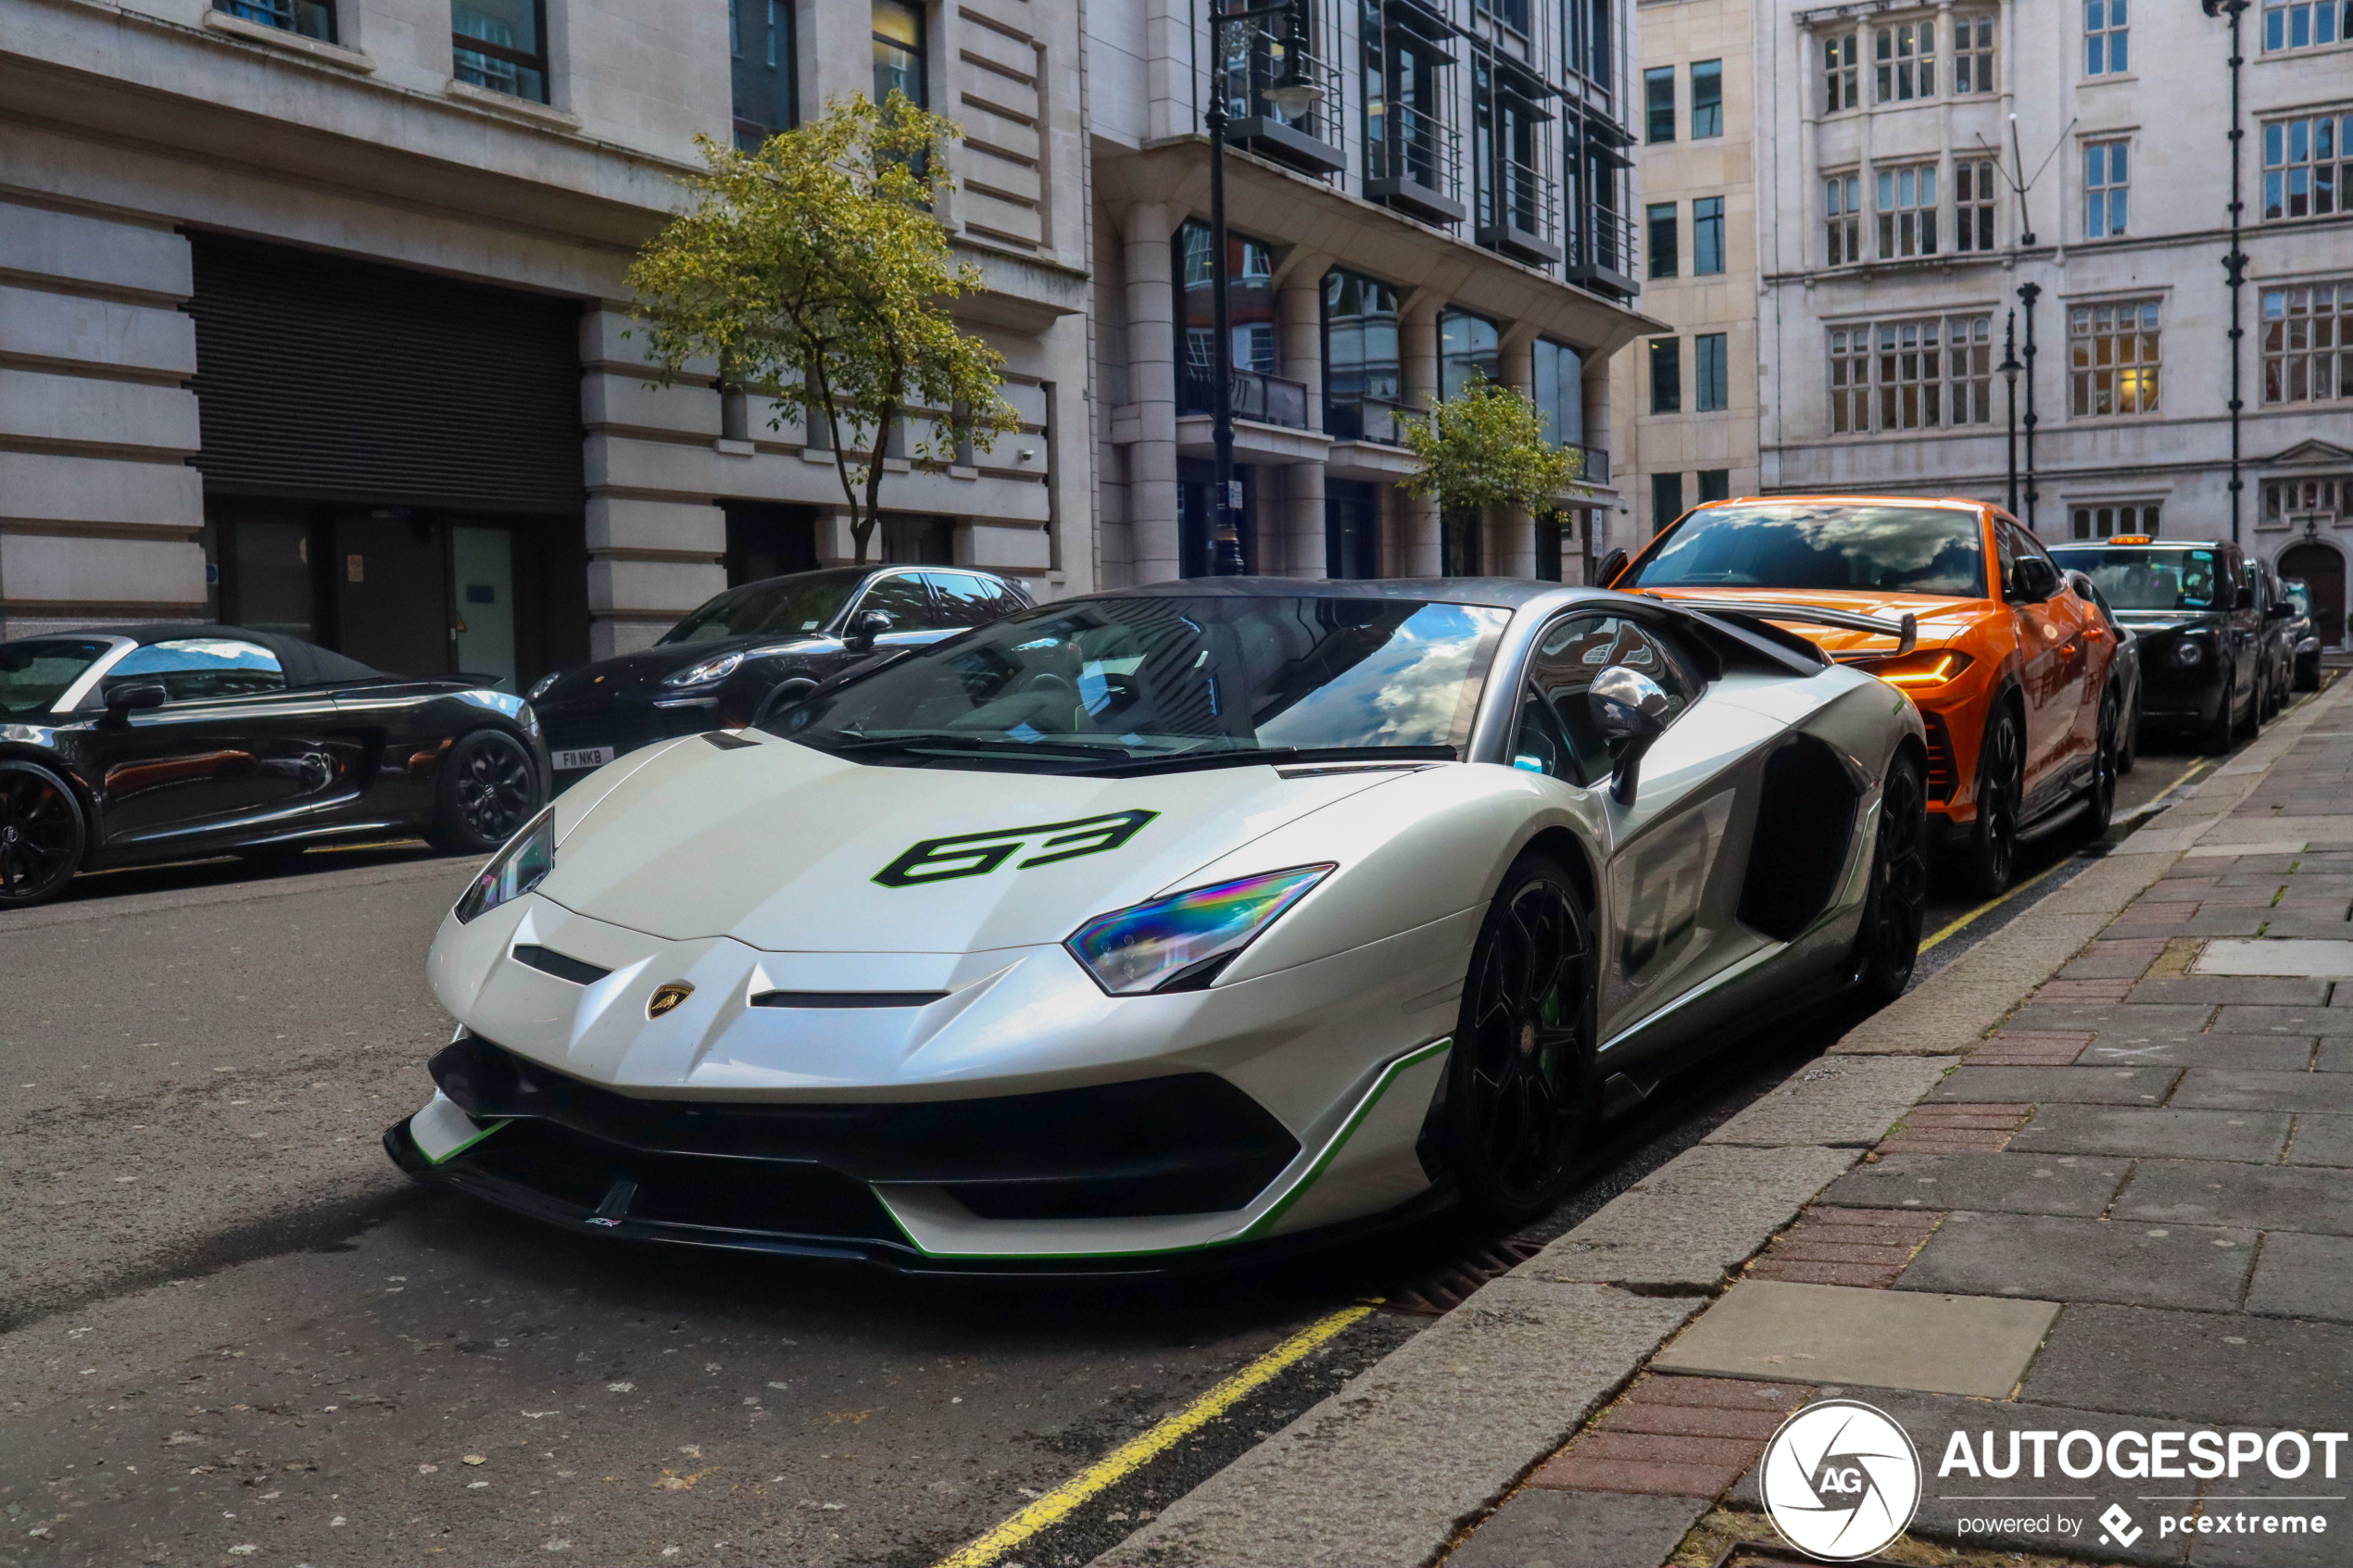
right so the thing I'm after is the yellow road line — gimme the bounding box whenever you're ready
[1919,855,2076,953]
[929,1301,1378,1568]
[2152,757,2212,802]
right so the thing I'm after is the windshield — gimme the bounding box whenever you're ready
[2284,583,2312,617]
[1627,503,1989,597]
[659,570,868,646]
[0,638,109,720]
[2049,547,2219,611]
[774,595,1509,769]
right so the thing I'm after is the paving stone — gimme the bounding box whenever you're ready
[1816,1151,2132,1216]
[1927,1066,2183,1105]
[1701,1056,1960,1148]
[2315,1040,2353,1071]
[2009,1105,2292,1162]
[2212,1004,2353,1035]
[2196,937,2353,977]
[1621,1374,1812,1411]
[1604,1404,1793,1443]
[1972,1032,2097,1065]
[2060,941,2171,980]
[1651,1280,2058,1399]
[2079,1034,2317,1070]
[2024,1303,2353,1430]
[1443,1489,1706,1568]
[1877,1131,2015,1155]
[2176,909,2280,936]
[2114,1159,2353,1235]
[2169,1068,2353,1112]
[2035,979,2135,1003]
[1894,1211,2257,1312]
[2001,1003,2218,1035]
[2236,915,2353,939]
[2128,976,2334,1005]
[2284,1112,2353,1166]
[2243,1231,2353,1323]
[1512,1145,1859,1290]
[2136,880,2220,902]
[1521,1455,1738,1500]
[1747,1258,1907,1287]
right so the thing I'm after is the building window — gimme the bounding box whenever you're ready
[1176,220,1277,399]
[1823,31,1860,112]
[2084,0,2128,75]
[1647,203,1679,278]
[452,0,548,102]
[1441,309,1500,399]
[874,0,925,107]
[2262,282,2347,405]
[2072,503,2162,539]
[1323,269,1403,431]
[1874,21,1934,102]
[1954,15,1995,91]
[1697,469,1731,503]
[734,0,795,146]
[1652,472,1685,533]
[1825,173,1862,265]
[2264,0,2346,49]
[1957,157,1998,251]
[1327,479,1382,578]
[1691,60,1723,138]
[1695,332,1730,411]
[1650,337,1682,413]
[1828,315,1994,433]
[1645,67,1676,142]
[1365,20,1454,199]
[217,0,333,42]
[1877,162,1939,258]
[2267,479,2347,527]
[2070,299,2162,417]
[1692,196,1725,274]
[2085,141,2130,237]
[2263,113,2347,220]
[1531,339,1586,447]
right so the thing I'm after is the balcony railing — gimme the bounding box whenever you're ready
[1567,205,1641,296]
[1180,367,1313,430]
[1477,156,1564,265]
[1215,4,1350,177]
[1326,395,1419,445]
[1367,105,1468,224]
[1567,442,1609,485]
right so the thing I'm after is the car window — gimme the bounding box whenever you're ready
[2049,546,2221,610]
[104,638,286,702]
[0,637,111,719]
[852,572,937,631]
[658,570,866,646]
[921,572,1013,630]
[1521,615,1700,786]
[1625,503,1987,596]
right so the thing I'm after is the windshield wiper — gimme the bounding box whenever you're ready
[822,733,1135,761]
[1068,745,1457,778]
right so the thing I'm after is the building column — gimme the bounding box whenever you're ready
[1123,203,1181,583]
[1579,357,1617,581]
[1496,326,1540,579]
[1398,294,1442,575]
[1278,265,1327,577]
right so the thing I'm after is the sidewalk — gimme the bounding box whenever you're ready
[1098,682,2353,1568]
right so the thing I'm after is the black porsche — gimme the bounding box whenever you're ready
[525,566,1031,789]
[0,625,548,909]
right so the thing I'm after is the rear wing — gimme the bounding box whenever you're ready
[1656,598,1918,662]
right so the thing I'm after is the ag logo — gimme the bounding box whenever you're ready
[874,809,1157,888]
[1760,1399,1920,1561]
[647,982,695,1019]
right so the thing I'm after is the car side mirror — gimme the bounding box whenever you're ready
[2267,600,2295,620]
[103,682,167,720]
[1590,666,1670,807]
[1594,547,1629,589]
[843,608,895,652]
[2235,586,2257,612]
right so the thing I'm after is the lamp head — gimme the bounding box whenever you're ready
[1262,80,1323,119]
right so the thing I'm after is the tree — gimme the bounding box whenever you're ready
[1399,377,1587,517]
[626,94,1021,564]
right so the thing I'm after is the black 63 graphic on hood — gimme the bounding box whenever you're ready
[872,809,1159,888]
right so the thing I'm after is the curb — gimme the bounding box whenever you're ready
[1090,683,2350,1568]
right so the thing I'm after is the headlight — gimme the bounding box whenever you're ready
[663,651,746,687]
[1869,649,1975,689]
[527,671,560,701]
[2173,638,2206,666]
[1066,865,1334,995]
[454,806,556,924]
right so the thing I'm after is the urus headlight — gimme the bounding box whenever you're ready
[1869,648,1975,689]
[527,671,560,701]
[663,651,746,687]
[1066,865,1334,995]
[455,806,556,924]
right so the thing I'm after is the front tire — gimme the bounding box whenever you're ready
[429,729,541,856]
[1441,853,1599,1226]
[2296,654,2322,693]
[2080,686,2120,841]
[1853,751,1928,1004]
[1956,706,2021,898]
[0,759,87,909]
[2202,674,2235,755]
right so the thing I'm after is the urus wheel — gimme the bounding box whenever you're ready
[2080,686,2120,841]
[1957,706,2021,898]
[0,759,87,909]
[1441,853,1598,1224]
[1854,751,1929,1004]
[430,730,541,856]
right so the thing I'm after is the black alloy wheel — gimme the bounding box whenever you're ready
[1957,707,2022,898]
[2202,673,2236,755]
[431,730,541,855]
[0,759,87,909]
[1442,853,1598,1224]
[2296,653,2322,694]
[1854,751,1929,1004]
[2080,686,2121,841]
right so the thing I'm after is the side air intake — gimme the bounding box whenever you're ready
[1736,735,1862,941]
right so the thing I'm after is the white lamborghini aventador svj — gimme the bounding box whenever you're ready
[388,579,1927,1270]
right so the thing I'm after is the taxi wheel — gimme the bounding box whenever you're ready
[1854,751,1928,1004]
[2081,688,2121,841]
[2202,675,2236,755]
[1956,709,2021,898]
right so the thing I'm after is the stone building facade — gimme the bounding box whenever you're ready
[3,0,1657,685]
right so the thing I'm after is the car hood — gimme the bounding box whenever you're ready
[539,732,1413,954]
[1637,587,1990,656]
[537,635,833,706]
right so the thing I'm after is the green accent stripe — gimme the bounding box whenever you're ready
[413,1115,510,1166]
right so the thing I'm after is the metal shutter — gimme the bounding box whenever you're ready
[185,233,584,513]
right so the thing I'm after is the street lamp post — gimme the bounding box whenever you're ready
[2204,0,2251,545]
[2017,281,2042,535]
[1202,2,1319,576]
[1999,309,2023,516]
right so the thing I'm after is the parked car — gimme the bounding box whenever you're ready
[0,625,547,909]
[388,578,1926,1268]
[2279,576,2323,691]
[2049,537,2265,755]
[527,566,1032,790]
[2067,571,2141,774]
[1609,495,2122,897]
[2250,556,2296,721]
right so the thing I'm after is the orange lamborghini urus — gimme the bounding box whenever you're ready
[1609,496,2120,896]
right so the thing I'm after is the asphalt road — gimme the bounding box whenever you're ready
[0,696,2312,1568]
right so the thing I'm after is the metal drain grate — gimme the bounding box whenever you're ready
[1379,1236,1545,1315]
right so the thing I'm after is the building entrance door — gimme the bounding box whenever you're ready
[452,525,518,691]
[2280,541,2345,648]
[335,512,451,678]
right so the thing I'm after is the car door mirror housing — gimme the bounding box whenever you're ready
[1595,548,1629,588]
[843,608,895,652]
[103,682,168,719]
[1590,666,1670,806]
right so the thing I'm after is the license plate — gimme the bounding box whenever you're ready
[554,746,617,771]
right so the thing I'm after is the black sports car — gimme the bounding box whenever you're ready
[0,625,548,909]
[527,565,1031,787]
